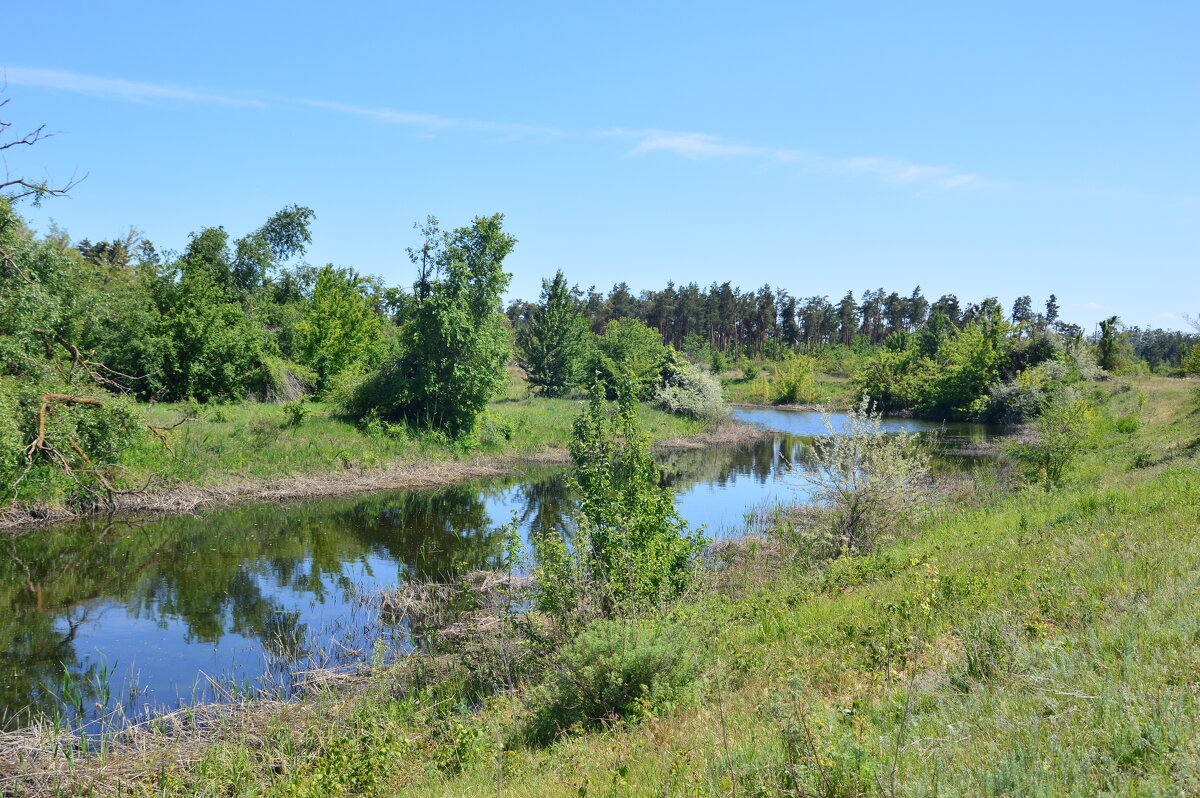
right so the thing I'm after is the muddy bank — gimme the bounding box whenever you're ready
[651,421,776,450]
[1,421,773,533]
[728,400,852,412]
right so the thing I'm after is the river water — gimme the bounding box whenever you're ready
[0,408,997,728]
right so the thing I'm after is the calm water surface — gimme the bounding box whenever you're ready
[0,408,998,728]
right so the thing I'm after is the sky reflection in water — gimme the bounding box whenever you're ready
[0,408,997,728]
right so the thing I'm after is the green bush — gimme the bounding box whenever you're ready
[708,347,729,374]
[1004,396,1096,486]
[852,350,918,411]
[522,618,699,745]
[0,376,141,507]
[1114,415,1141,434]
[1182,344,1200,376]
[814,345,866,377]
[477,413,515,446]
[985,359,1072,424]
[296,264,381,389]
[772,354,818,405]
[281,399,309,428]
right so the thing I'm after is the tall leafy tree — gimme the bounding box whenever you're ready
[160,266,267,401]
[351,214,515,437]
[1097,315,1122,372]
[518,270,590,397]
[591,318,672,400]
[297,264,381,388]
[231,205,315,294]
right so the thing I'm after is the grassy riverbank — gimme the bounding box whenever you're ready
[2,372,731,527]
[4,378,1198,796]
[127,395,709,488]
[718,360,853,408]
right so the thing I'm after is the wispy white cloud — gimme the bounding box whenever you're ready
[1158,312,1179,319]
[4,66,265,107]
[294,99,563,139]
[840,156,983,189]
[607,128,987,189]
[4,66,988,189]
[613,129,777,160]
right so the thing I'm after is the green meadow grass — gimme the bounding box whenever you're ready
[117,385,707,492]
[720,363,853,407]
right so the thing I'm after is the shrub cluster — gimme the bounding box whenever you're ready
[800,397,930,553]
[1003,395,1097,485]
[654,360,727,421]
[522,618,699,745]
[530,378,705,620]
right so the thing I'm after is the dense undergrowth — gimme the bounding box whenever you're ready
[5,376,1197,796]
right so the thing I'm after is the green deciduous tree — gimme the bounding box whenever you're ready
[590,318,672,400]
[0,198,142,505]
[349,214,515,437]
[297,264,381,388]
[853,350,919,411]
[159,266,268,401]
[517,270,590,396]
[915,303,1010,420]
[531,377,703,619]
[1097,315,1121,373]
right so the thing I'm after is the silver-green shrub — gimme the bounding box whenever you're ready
[653,361,727,422]
[799,397,930,554]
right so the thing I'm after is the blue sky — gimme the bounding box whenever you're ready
[3,1,1196,331]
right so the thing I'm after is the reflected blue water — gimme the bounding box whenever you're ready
[0,407,999,728]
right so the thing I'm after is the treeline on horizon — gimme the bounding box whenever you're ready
[4,198,1199,413]
[4,190,1200,507]
[5,198,1198,409]
[506,281,1196,371]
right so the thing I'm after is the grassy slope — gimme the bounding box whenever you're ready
[368,378,1199,797]
[15,378,1200,796]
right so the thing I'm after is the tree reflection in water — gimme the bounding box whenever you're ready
[1,411,1000,728]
